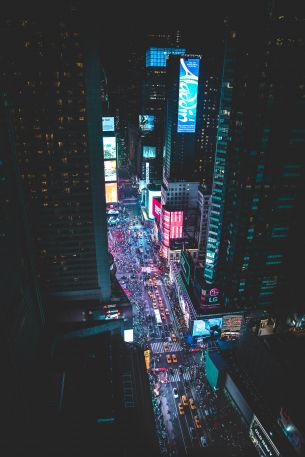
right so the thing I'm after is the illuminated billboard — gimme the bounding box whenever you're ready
[200,286,222,311]
[146,47,186,67]
[161,208,183,257]
[177,58,200,133]
[143,146,156,159]
[152,197,161,221]
[103,136,116,159]
[278,408,304,455]
[104,160,117,182]
[105,182,118,203]
[124,329,134,343]
[180,251,190,285]
[102,117,115,132]
[148,189,161,219]
[221,315,243,335]
[192,318,223,337]
[139,114,155,132]
[250,415,280,457]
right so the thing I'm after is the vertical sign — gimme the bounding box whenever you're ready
[177,58,200,133]
[145,162,150,185]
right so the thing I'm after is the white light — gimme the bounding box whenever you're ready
[124,329,134,342]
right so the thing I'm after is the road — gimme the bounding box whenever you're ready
[108,201,254,456]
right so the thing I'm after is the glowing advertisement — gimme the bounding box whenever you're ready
[103,136,116,159]
[192,318,223,337]
[105,182,118,203]
[278,407,304,455]
[143,146,157,159]
[152,197,161,221]
[221,315,243,334]
[144,349,150,372]
[139,114,155,132]
[180,251,191,285]
[124,329,134,343]
[200,286,221,310]
[148,189,161,219]
[102,117,115,132]
[250,415,280,457]
[177,58,200,133]
[145,162,150,185]
[104,160,117,182]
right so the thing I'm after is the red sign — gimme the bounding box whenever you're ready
[161,208,184,257]
[152,197,161,221]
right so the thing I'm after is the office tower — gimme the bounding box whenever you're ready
[0,93,49,454]
[140,33,186,183]
[159,54,205,260]
[0,9,111,302]
[204,4,304,313]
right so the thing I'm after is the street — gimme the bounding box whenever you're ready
[108,201,253,456]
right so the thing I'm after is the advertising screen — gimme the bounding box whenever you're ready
[124,329,134,343]
[177,58,200,133]
[102,117,115,132]
[152,197,161,221]
[139,114,155,132]
[200,286,221,311]
[103,136,116,159]
[222,315,243,334]
[180,251,190,285]
[250,415,280,457]
[148,189,161,219]
[105,182,118,203]
[143,146,156,158]
[192,318,223,337]
[278,408,304,455]
[104,160,117,182]
[170,211,183,239]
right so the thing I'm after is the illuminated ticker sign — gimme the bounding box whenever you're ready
[177,58,200,133]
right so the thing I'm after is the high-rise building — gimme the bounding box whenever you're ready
[0,9,111,302]
[139,32,186,183]
[0,92,49,454]
[204,4,304,314]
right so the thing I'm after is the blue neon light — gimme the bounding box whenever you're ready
[146,47,186,67]
[177,58,200,133]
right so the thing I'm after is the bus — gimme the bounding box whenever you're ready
[154,309,162,326]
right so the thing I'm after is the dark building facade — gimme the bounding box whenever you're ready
[0,93,50,455]
[204,5,305,314]
[0,9,111,302]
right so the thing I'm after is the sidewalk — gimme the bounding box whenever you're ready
[160,395,175,441]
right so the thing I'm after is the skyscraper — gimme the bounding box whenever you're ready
[0,8,111,302]
[0,92,49,454]
[204,4,304,314]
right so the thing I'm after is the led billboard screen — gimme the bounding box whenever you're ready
[143,146,156,159]
[104,160,117,182]
[139,114,155,132]
[180,251,190,285]
[222,315,243,334]
[177,58,200,133]
[105,182,118,203]
[152,197,161,221]
[148,189,161,219]
[192,318,223,337]
[102,117,115,132]
[103,136,116,159]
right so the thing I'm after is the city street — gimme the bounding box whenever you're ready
[108,200,253,456]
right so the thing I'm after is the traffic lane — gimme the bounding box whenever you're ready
[164,381,189,456]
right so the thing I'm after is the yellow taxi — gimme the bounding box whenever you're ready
[171,333,177,342]
[181,394,188,406]
[194,415,202,429]
[189,398,196,410]
[178,403,185,415]
[172,354,177,363]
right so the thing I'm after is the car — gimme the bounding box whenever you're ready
[194,415,202,429]
[160,313,166,320]
[153,303,158,309]
[155,291,159,296]
[178,403,185,415]
[172,354,177,363]
[200,436,207,447]
[166,354,172,364]
[159,304,164,312]
[181,394,188,406]
[171,333,177,342]
[173,387,179,398]
[163,342,169,352]
[189,398,197,410]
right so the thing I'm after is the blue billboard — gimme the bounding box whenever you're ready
[143,146,156,159]
[192,318,223,337]
[139,115,155,132]
[177,58,200,133]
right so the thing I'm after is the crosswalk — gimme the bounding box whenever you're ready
[151,341,182,354]
[168,368,192,383]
